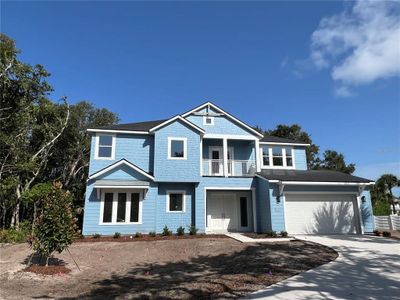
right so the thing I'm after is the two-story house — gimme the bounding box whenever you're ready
[82,102,375,236]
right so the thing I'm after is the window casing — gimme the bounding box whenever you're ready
[100,190,143,224]
[166,191,186,213]
[95,134,115,160]
[167,137,187,159]
[261,146,295,169]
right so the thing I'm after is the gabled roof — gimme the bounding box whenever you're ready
[88,159,154,181]
[256,169,373,184]
[149,115,205,134]
[181,102,264,138]
[260,135,310,146]
[87,119,167,134]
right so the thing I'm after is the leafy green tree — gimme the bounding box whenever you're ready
[315,150,355,174]
[376,174,399,214]
[1,34,70,228]
[43,101,118,208]
[373,201,391,216]
[30,182,77,265]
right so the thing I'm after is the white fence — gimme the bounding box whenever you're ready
[374,215,400,231]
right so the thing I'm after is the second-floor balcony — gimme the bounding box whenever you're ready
[202,159,256,177]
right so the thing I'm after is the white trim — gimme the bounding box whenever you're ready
[99,189,143,225]
[166,190,186,213]
[281,181,375,186]
[149,115,205,134]
[204,134,258,140]
[88,159,155,181]
[94,134,116,160]
[255,139,261,172]
[200,137,203,176]
[88,129,149,135]
[223,138,228,177]
[260,141,310,146]
[167,137,187,160]
[94,185,150,189]
[356,195,365,234]
[284,191,359,194]
[181,102,264,138]
[203,116,214,125]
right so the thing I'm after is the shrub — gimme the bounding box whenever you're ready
[30,182,77,265]
[373,201,391,216]
[176,226,185,236]
[373,230,381,236]
[280,231,288,237]
[113,232,121,239]
[92,233,101,239]
[188,225,198,235]
[0,220,31,243]
[265,231,277,238]
[382,231,391,237]
[134,232,143,238]
[149,231,156,237]
[162,225,172,236]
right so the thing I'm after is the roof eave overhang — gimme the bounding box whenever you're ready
[87,128,150,135]
[259,142,311,146]
[149,115,205,134]
[256,175,375,186]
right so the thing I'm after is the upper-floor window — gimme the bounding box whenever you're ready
[203,116,214,125]
[168,137,187,159]
[95,134,115,160]
[261,146,294,168]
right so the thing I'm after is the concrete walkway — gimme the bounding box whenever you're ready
[226,232,294,243]
[249,235,400,300]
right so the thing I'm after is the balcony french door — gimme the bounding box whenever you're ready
[209,147,233,176]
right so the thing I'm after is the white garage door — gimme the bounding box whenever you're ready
[285,194,358,234]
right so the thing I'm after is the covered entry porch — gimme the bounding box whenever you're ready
[205,189,255,233]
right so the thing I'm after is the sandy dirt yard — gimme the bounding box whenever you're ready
[0,237,337,299]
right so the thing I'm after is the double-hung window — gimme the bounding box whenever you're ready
[100,191,142,224]
[166,191,185,213]
[168,137,187,159]
[261,146,294,168]
[96,134,115,159]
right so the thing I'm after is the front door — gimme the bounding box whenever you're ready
[207,193,238,231]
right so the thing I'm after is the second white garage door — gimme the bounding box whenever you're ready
[285,194,359,234]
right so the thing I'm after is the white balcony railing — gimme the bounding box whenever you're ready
[202,159,256,177]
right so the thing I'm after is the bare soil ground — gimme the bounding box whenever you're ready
[0,237,337,299]
[242,233,289,239]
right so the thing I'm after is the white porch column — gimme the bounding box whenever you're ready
[255,139,261,172]
[223,138,228,177]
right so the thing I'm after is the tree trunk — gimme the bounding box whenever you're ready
[389,188,396,215]
[10,202,20,229]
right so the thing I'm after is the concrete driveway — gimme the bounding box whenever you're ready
[249,235,400,300]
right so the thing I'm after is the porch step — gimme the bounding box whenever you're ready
[226,232,295,243]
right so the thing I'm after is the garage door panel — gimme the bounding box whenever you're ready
[285,194,357,234]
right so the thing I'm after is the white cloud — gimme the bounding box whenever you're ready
[335,85,355,98]
[311,1,400,92]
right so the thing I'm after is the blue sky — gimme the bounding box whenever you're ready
[2,1,400,183]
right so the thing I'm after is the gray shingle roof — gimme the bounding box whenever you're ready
[90,119,168,132]
[261,135,310,145]
[257,169,372,183]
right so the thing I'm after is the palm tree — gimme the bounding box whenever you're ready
[376,174,400,214]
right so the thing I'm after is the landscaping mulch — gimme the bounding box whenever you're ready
[243,232,289,239]
[74,234,227,243]
[23,265,71,275]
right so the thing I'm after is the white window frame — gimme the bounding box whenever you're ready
[99,189,143,225]
[95,134,116,160]
[203,116,214,125]
[167,137,187,160]
[260,146,295,169]
[166,190,186,213]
